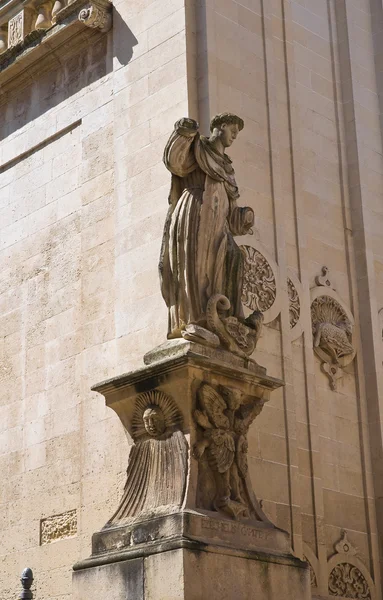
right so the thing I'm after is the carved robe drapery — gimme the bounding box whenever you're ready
[159,122,254,338]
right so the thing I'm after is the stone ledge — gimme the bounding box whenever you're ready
[73,511,304,572]
[0,0,111,97]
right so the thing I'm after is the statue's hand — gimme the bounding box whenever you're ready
[176,117,199,132]
[243,207,254,234]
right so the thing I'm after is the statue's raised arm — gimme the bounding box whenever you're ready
[159,112,262,359]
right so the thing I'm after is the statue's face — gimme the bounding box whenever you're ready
[143,407,165,436]
[219,123,239,147]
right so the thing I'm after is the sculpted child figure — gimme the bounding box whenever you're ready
[159,113,255,343]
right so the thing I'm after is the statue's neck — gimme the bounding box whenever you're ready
[208,135,225,156]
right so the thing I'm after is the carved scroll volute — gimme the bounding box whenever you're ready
[78,2,112,32]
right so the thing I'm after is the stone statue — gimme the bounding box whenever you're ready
[159,113,262,355]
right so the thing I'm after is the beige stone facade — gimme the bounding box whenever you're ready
[1,0,383,598]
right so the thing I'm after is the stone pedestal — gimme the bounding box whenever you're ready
[73,340,311,598]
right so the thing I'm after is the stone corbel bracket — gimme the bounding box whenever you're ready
[0,0,112,99]
[54,0,112,31]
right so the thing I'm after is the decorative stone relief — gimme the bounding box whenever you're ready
[206,294,263,358]
[311,267,355,390]
[8,11,25,46]
[303,555,317,587]
[194,382,268,522]
[327,530,374,600]
[335,530,358,556]
[288,277,300,329]
[40,509,77,544]
[108,390,188,524]
[316,265,333,288]
[241,245,277,313]
[78,3,112,31]
[328,563,371,598]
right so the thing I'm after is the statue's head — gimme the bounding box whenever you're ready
[143,405,166,437]
[210,112,244,148]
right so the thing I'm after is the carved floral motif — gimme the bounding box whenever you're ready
[288,277,300,329]
[240,246,276,313]
[328,563,371,599]
[194,383,267,521]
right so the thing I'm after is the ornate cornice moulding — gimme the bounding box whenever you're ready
[0,0,111,91]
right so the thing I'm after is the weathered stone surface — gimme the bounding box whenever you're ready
[73,545,309,600]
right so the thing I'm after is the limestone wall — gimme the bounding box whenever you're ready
[0,0,383,598]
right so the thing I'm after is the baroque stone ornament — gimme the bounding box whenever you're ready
[328,563,371,599]
[335,530,358,556]
[206,294,263,358]
[78,3,112,31]
[288,277,300,329]
[159,114,263,356]
[303,556,317,587]
[315,265,333,288]
[8,12,24,46]
[40,509,77,544]
[240,245,277,313]
[194,382,269,522]
[311,270,356,390]
[108,390,188,524]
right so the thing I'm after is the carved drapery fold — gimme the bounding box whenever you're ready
[108,390,188,524]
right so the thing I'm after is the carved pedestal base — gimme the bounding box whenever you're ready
[73,340,311,599]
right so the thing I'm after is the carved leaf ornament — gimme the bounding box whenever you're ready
[288,277,300,329]
[240,246,276,313]
[329,563,371,599]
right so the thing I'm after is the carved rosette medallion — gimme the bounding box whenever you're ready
[311,268,355,390]
[193,382,269,523]
[288,277,300,329]
[108,390,188,524]
[240,245,276,313]
[328,563,371,599]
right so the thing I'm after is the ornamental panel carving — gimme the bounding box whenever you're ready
[240,245,276,313]
[288,277,300,329]
[328,563,371,599]
[40,509,77,544]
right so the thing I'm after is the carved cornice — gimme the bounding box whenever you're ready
[0,0,111,94]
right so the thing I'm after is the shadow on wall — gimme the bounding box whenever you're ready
[0,7,138,142]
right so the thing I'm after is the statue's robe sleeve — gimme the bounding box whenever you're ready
[159,125,199,310]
